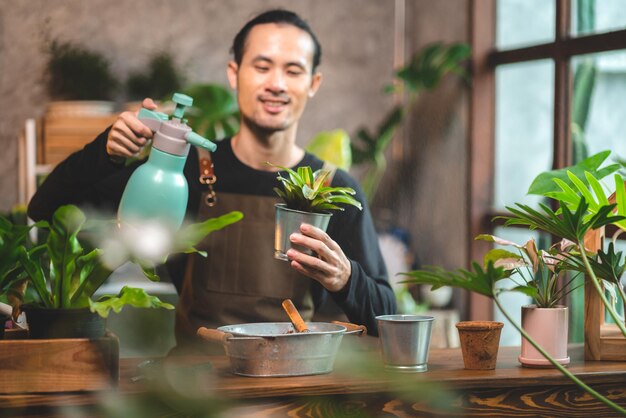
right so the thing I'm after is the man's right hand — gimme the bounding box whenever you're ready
[106,98,158,159]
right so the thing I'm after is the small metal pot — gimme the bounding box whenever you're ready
[197,322,365,377]
[274,204,332,261]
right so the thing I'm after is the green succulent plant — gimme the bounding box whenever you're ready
[270,164,362,213]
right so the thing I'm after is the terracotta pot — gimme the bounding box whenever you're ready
[519,305,569,367]
[456,321,504,370]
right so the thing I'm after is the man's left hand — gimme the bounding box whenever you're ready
[286,224,351,292]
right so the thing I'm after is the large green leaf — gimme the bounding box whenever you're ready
[182,84,240,141]
[544,171,626,231]
[173,211,244,253]
[48,205,85,307]
[400,261,514,298]
[89,286,174,318]
[17,247,52,307]
[528,150,620,195]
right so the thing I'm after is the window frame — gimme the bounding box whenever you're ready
[468,0,626,320]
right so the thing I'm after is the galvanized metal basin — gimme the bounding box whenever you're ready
[198,322,359,377]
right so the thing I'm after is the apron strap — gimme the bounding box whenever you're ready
[197,147,217,207]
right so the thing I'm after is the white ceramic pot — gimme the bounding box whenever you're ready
[519,304,569,367]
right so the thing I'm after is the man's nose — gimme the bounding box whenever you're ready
[266,70,287,92]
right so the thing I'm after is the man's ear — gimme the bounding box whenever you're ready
[308,72,323,98]
[227,61,239,90]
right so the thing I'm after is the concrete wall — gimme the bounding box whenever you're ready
[0,1,472,309]
[0,0,395,211]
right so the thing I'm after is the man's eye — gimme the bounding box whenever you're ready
[255,66,269,72]
[287,69,304,76]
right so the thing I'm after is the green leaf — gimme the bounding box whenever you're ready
[174,211,243,252]
[528,150,619,195]
[585,171,609,206]
[614,174,626,231]
[484,249,525,269]
[48,205,86,307]
[17,247,52,307]
[182,84,239,141]
[89,286,174,318]
[506,285,538,298]
[567,171,597,207]
[400,261,508,298]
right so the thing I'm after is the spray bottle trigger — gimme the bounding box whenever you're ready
[138,108,169,132]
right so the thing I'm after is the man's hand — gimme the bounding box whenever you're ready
[106,98,158,159]
[286,224,351,292]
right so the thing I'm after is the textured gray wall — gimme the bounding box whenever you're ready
[0,0,395,212]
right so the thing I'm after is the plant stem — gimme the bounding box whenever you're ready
[579,243,626,337]
[493,296,626,416]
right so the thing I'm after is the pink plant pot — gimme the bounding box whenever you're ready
[519,305,569,367]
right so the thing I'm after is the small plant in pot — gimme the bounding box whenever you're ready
[11,205,242,339]
[45,40,118,116]
[474,234,583,367]
[271,164,362,261]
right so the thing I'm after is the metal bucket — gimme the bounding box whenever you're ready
[376,314,434,372]
[274,204,331,261]
[197,322,364,377]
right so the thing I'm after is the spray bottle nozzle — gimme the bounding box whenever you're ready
[171,93,193,120]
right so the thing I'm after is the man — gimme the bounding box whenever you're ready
[28,9,395,347]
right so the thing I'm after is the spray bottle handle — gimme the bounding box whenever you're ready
[185,131,217,152]
[137,108,169,132]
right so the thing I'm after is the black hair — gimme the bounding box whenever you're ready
[231,9,322,73]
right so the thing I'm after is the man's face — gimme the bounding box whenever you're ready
[227,23,322,134]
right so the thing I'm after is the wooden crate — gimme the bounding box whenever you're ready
[0,333,119,393]
[584,188,626,361]
[41,115,117,166]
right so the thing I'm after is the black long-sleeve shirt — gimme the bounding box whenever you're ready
[28,129,396,334]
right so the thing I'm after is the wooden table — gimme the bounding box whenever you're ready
[1,339,625,417]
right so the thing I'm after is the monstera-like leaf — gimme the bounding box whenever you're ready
[183,83,240,140]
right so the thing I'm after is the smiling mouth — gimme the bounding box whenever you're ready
[259,96,290,113]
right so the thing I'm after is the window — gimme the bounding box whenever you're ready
[469,0,626,344]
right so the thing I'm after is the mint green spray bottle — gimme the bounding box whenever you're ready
[118,93,216,231]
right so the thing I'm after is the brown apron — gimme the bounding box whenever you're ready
[175,150,314,345]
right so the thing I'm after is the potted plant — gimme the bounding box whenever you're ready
[45,40,118,117]
[9,205,242,339]
[271,165,362,261]
[474,233,581,367]
[125,52,185,111]
[400,161,626,414]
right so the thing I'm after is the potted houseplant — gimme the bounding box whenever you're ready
[400,161,626,414]
[45,40,118,117]
[10,205,242,339]
[125,52,185,111]
[271,165,362,261]
[473,233,582,367]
